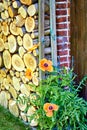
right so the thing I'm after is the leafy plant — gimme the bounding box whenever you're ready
[17,59,87,130]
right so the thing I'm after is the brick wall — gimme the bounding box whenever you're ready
[56,0,70,68]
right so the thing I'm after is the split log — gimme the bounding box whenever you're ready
[32,76,39,86]
[15,15,25,27]
[9,85,17,99]
[20,112,27,122]
[1,10,9,20]
[0,38,5,52]
[8,35,17,53]
[20,84,30,96]
[27,106,38,126]
[12,76,21,91]
[9,70,15,77]
[17,36,23,46]
[3,50,11,69]
[1,21,9,36]
[3,78,10,90]
[25,17,35,32]
[0,55,2,67]
[12,54,25,72]
[8,6,18,18]
[4,42,9,50]
[0,91,8,108]
[12,1,21,8]
[18,6,27,18]
[0,69,6,78]
[9,100,19,117]
[20,0,38,5]
[23,33,33,50]
[23,53,37,71]
[10,21,20,36]
[0,3,4,12]
[18,94,27,111]
[15,71,20,78]
[21,76,29,84]
[19,46,26,58]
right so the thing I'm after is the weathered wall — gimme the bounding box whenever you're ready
[56,0,70,68]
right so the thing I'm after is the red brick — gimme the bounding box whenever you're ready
[59,57,67,62]
[56,3,66,9]
[56,10,67,15]
[56,17,67,23]
[56,30,67,36]
[57,50,69,55]
[57,44,70,50]
[56,0,67,2]
[60,63,70,67]
[56,23,67,29]
[57,37,68,43]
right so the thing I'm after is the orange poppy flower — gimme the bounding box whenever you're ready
[43,103,59,117]
[39,58,53,72]
[28,43,40,53]
[25,68,33,80]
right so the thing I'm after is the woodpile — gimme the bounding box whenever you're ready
[0,0,51,127]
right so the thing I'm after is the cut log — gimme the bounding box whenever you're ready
[24,53,37,71]
[12,54,25,71]
[9,70,15,77]
[0,55,2,67]
[3,50,11,69]
[10,21,20,36]
[32,76,39,86]
[18,94,27,111]
[0,3,4,12]
[3,78,10,90]
[9,100,19,117]
[15,71,20,78]
[31,29,50,39]
[8,35,17,53]
[9,85,17,99]
[27,106,38,126]
[17,36,23,46]
[20,84,30,96]
[27,3,49,16]
[20,0,37,5]
[0,38,5,52]
[8,6,17,18]
[15,15,25,27]
[21,75,29,84]
[19,46,26,58]
[18,6,27,18]
[0,69,6,78]
[0,91,8,108]
[1,10,9,20]
[25,17,35,32]
[4,42,9,50]
[27,3,38,16]
[12,76,20,91]
[1,21,9,36]
[23,33,33,50]
[20,112,27,122]
[12,1,21,8]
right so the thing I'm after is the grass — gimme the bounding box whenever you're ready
[0,105,32,130]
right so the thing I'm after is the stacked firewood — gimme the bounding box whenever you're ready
[0,0,51,126]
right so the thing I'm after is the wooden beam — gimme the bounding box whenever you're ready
[38,0,45,80]
[50,0,57,67]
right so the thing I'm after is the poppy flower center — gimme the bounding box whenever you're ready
[49,106,53,110]
[44,63,48,67]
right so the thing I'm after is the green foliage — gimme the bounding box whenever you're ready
[0,105,30,130]
[17,68,87,130]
